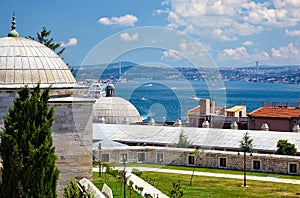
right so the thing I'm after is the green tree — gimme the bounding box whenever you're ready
[276,140,297,155]
[27,27,65,56]
[63,179,94,198]
[176,130,192,148]
[239,131,253,187]
[0,85,59,197]
[239,131,253,153]
[170,180,183,198]
[64,179,82,198]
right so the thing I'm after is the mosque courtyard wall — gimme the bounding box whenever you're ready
[50,97,95,196]
[94,146,300,175]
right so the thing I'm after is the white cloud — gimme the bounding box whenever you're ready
[61,37,78,47]
[221,46,250,60]
[243,41,254,46]
[244,0,300,27]
[218,46,271,66]
[213,29,237,41]
[120,33,139,41]
[162,40,209,61]
[162,49,181,60]
[285,29,300,37]
[256,51,270,61]
[98,14,138,26]
[271,43,299,60]
[162,0,300,41]
[153,9,169,15]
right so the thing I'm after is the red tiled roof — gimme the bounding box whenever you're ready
[249,107,300,118]
[187,105,200,114]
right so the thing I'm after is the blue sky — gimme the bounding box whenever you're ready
[1,0,300,67]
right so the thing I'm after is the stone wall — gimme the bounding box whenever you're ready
[0,90,17,123]
[95,146,300,175]
[50,97,95,197]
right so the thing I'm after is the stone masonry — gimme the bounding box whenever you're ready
[49,97,95,196]
[94,146,300,175]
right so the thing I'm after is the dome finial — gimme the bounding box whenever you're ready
[8,12,19,37]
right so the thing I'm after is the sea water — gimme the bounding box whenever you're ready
[114,80,300,122]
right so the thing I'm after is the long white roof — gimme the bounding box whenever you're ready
[93,123,300,152]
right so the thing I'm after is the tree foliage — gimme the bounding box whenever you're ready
[27,27,65,56]
[0,85,59,197]
[276,140,297,156]
[63,179,94,198]
[170,180,184,198]
[63,179,82,198]
[239,131,253,153]
[176,131,192,148]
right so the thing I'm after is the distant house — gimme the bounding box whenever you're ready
[226,105,246,118]
[187,98,225,128]
[186,99,247,129]
[248,107,300,132]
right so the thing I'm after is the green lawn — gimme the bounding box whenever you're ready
[141,171,300,198]
[161,165,300,180]
[92,172,143,198]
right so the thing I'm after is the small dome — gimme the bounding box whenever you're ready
[0,37,76,88]
[105,83,115,97]
[93,96,142,124]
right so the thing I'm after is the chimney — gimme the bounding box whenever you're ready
[261,123,269,131]
[230,121,238,130]
[123,117,129,124]
[178,119,182,127]
[293,125,300,132]
[200,99,210,115]
[150,118,155,126]
[99,117,105,124]
[211,100,215,114]
[202,120,209,128]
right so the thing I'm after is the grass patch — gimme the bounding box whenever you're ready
[92,172,143,198]
[141,171,300,198]
[161,165,300,180]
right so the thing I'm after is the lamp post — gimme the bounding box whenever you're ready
[98,142,102,177]
[243,150,246,187]
[122,155,126,198]
[239,131,253,187]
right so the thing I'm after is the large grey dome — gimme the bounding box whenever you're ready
[0,37,76,88]
[93,97,142,124]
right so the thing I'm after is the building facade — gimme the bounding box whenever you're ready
[248,107,300,132]
[94,146,300,175]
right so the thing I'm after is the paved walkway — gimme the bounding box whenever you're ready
[93,166,300,197]
[93,167,168,198]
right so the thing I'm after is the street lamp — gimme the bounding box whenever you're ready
[98,142,102,177]
[122,154,126,198]
[239,131,253,187]
[239,150,252,187]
